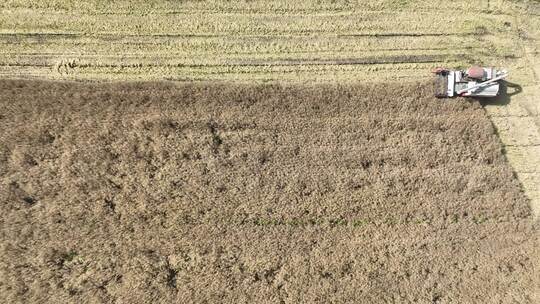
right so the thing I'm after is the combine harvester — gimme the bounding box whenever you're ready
[434,66,508,98]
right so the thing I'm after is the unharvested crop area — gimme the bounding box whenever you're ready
[0,80,537,303]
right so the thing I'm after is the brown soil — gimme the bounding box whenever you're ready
[0,80,538,303]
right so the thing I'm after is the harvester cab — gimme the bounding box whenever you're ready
[434,66,508,98]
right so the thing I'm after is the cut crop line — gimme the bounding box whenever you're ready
[0,47,481,57]
[219,47,482,55]
[4,46,483,54]
[0,34,486,44]
[0,55,452,68]
[0,32,79,37]
[0,32,478,39]
[337,32,478,38]
[159,9,515,16]
[2,7,514,16]
[504,144,540,147]
[489,114,539,118]
[192,71,434,78]
[0,63,50,67]
[200,58,442,67]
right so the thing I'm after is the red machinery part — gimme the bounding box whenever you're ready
[466,66,485,79]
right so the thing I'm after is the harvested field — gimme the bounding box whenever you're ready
[0,80,538,303]
[0,0,537,84]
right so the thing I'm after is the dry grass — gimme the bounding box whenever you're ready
[0,0,537,83]
[0,80,537,303]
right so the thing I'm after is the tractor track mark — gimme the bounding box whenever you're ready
[0,54,458,69]
[0,46,482,56]
[0,31,479,39]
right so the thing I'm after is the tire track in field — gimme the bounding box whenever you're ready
[0,54,460,70]
[0,31,479,39]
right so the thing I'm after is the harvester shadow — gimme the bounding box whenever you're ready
[475,80,527,197]
[477,81,522,106]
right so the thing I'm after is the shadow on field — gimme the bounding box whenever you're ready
[477,81,522,106]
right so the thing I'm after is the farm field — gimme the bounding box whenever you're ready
[0,80,538,303]
[1,0,539,302]
[1,0,539,214]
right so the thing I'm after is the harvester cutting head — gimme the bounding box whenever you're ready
[433,66,508,98]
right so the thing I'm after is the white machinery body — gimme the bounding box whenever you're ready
[435,67,508,98]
